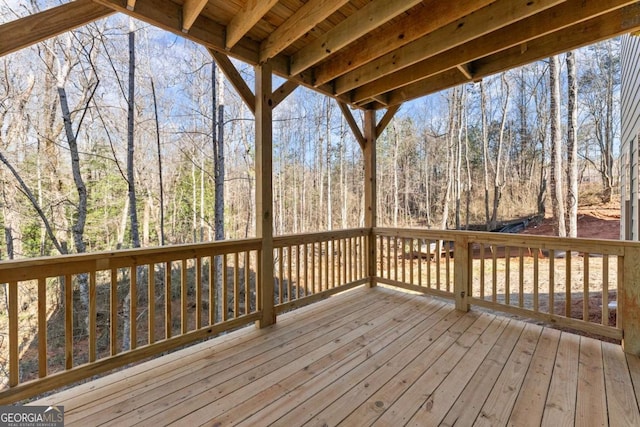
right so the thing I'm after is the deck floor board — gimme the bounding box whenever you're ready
[30,286,640,426]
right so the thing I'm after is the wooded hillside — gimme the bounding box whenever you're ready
[0,12,621,260]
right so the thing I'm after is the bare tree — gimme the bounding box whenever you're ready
[566,51,578,238]
[488,75,510,231]
[549,55,566,237]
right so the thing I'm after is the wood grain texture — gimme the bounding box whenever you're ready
[0,0,113,57]
[20,286,640,425]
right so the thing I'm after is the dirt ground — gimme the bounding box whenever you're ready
[521,200,621,240]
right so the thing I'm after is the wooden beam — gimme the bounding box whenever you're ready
[312,0,496,86]
[363,110,377,287]
[226,0,279,50]
[385,69,470,107]
[471,4,640,83]
[350,0,634,103]
[337,102,365,149]
[182,0,209,33]
[0,0,113,57]
[127,0,136,11]
[289,0,421,76]
[260,0,350,63]
[272,80,299,108]
[334,0,564,95]
[457,64,474,80]
[385,4,640,107]
[375,105,400,138]
[255,62,275,328]
[209,49,256,113]
[96,0,260,62]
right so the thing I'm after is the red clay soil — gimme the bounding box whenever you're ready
[521,204,621,240]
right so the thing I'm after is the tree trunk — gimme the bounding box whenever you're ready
[566,51,578,238]
[326,99,332,231]
[150,78,165,246]
[212,60,225,322]
[490,75,510,230]
[481,82,491,230]
[393,123,400,228]
[124,21,140,352]
[549,55,567,237]
[127,26,140,249]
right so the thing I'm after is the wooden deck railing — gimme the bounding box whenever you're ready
[0,239,262,403]
[374,228,456,300]
[373,228,638,344]
[273,228,370,313]
[1,226,639,402]
[465,233,624,340]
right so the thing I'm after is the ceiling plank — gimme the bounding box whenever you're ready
[260,0,351,63]
[312,0,496,87]
[95,0,259,63]
[209,49,255,113]
[0,0,113,57]
[338,102,365,149]
[386,4,640,107]
[289,0,422,76]
[351,0,635,103]
[272,80,299,108]
[334,0,565,96]
[226,0,279,50]
[182,0,209,33]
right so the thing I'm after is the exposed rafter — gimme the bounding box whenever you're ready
[385,3,640,107]
[350,0,636,104]
[2,0,638,112]
[259,0,350,63]
[289,0,421,76]
[0,0,113,57]
[91,0,350,106]
[334,0,565,96]
[311,0,496,87]
[226,0,278,50]
[471,4,640,79]
[182,0,209,33]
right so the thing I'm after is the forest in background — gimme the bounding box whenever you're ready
[0,11,621,261]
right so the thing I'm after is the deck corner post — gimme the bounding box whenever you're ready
[255,62,275,329]
[454,235,470,312]
[622,246,640,354]
[364,109,377,287]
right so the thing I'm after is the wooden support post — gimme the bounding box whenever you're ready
[453,235,470,312]
[364,109,377,287]
[621,246,640,354]
[256,62,275,328]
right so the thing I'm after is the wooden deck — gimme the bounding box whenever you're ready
[31,285,640,426]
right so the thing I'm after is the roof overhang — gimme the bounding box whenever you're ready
[2,0,640,110]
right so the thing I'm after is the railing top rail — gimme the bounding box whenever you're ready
[0,238,262,283]
[274,228,369,247]
[373,227,632,255]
